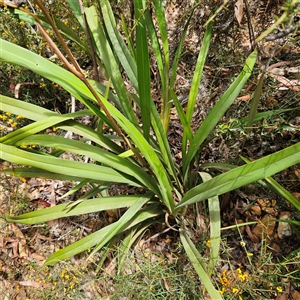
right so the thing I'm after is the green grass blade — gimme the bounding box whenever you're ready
[177,142,300,211]
[247,72,265,126]
[0,144,141,186]
[134,0,151,141]
[149,0,170,131]
[66,0,84,29]
[171,89,193,142]
[180,229,222,300]
[185,21,213,125]
[264,177,300,211]
[44,202,162,265]
[100,0,138,89]
[19,134,160,194]
[182,22,213,157]
[240,156,300,211]
[115,111,174,211]
[0,111,88,144]
[88,192,152,257]
[183,50,257,182]
[0,39,97,108]
[85,6,137,123]
[0,94,56,120]
[152,0,169,67]
[2,167,89,182]
[198,172,220,275]
[170,10,194,88]
[149,100,182,191]
[6,195,146,224]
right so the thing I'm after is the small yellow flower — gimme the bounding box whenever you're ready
[20,177,27,183]
[20,21,25,26]
[11,122,17,128]
[17,115,24,119]
[40,83,46,88]
[5,112,11,116]
[232,287,239,294]
[206,240,211,247]
[52,127,58,132]
[276,286,283,293]
[236,268,242,275]
[64,20,69,25]
[247,252,253,257]
[238,273,248,282]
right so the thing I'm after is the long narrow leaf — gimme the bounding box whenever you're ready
[100,0,138,89]
[88,192,152,257]
[0,144,141,186]
[45,203,162,265]
[182,22,213,157]
[177,142,300,211]
[183,50,257,183]
[6,195,149,224]
[134,0,151,141]
[180,229,222,299]
[85,6,137,123]
[18,134,160,194]
[199,172,220,275]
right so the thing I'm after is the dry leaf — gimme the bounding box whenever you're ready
[17,280,43,289]
[234,0,244,26]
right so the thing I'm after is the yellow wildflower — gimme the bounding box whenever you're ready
[232,287,239,294]
[20,177,27,183]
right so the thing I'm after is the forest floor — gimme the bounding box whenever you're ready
[0,0,300,299]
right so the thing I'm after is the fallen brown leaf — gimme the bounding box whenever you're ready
[16,280,44,289]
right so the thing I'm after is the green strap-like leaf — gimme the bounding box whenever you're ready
[177,142,300,211]
[198,172,220,275]
[18,134,160,195]
[44,202,162,265]
[134,0,151,141]
[180,229,222,299]
[183,50,257,183]
[1,144,141,186]
[100,0,138,89]
[85,6,137,123]
[6,195,149,224]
